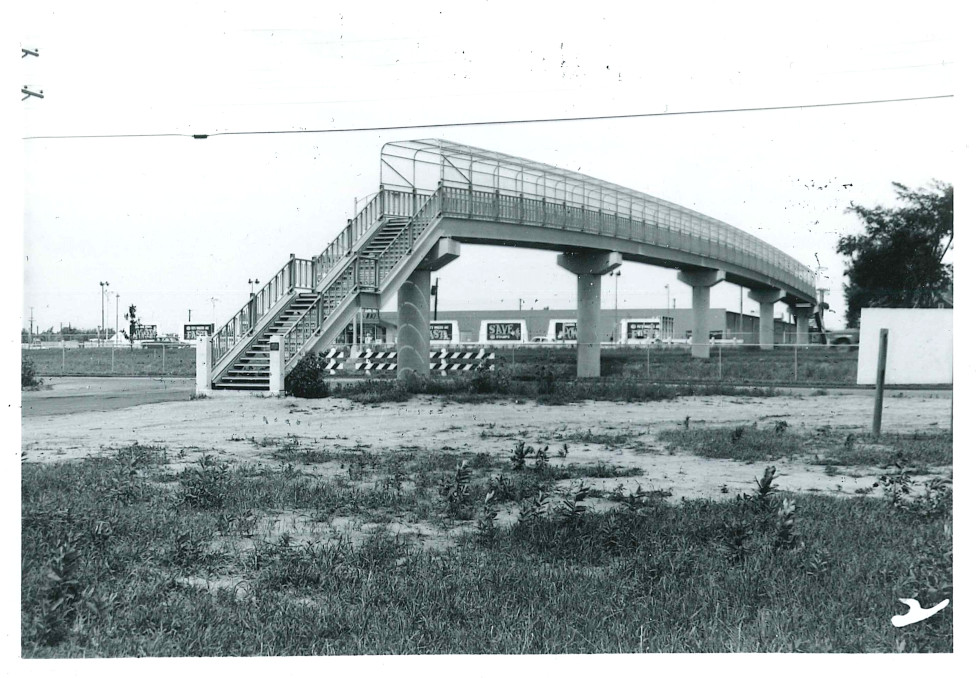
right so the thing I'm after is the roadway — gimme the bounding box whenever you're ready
[21,377,195,418]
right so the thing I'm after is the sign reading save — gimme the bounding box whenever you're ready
[487,322,521,341]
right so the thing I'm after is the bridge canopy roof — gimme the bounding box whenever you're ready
[380,139,816,298]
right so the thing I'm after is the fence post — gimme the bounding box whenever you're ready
[872,328,889,437]
[794,341,798,383]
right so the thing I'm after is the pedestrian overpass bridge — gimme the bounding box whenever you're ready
[198,139,818,391]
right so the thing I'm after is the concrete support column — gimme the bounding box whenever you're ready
[748,288,786,350]
[677,269,726,359]
[576,274,602,378]
[269,335,285,395]
[791,304,812,345]
[557,250,622,378]
[396,269,431,381]
[195,336,212,395]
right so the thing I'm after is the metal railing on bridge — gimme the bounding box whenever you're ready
[379,139,816,297]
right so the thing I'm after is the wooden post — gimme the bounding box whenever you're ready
[872,328,889,437]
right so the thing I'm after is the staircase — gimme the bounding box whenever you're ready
[212,293,319,390]
[359,216,411,258]
[206,189,441,391]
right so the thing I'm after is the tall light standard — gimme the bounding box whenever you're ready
[210,297,219,326]
[249,278,260,294]
[115,293,120,344]
[739,286,744,341]
[99,281,110,345]
[664,284,670,314]
[610,270,621,343]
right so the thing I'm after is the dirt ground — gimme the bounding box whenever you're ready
[23,388,951,491]
[21,386,953,554]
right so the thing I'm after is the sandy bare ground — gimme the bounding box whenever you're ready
[21,388,952,554]
[22,388,949,478]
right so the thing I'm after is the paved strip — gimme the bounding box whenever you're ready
[21,377,195,418]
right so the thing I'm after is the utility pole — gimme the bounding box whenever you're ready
[739,286,744,341]
[29,307,34,343]
[610,270,620,343]
[100,281,110,345]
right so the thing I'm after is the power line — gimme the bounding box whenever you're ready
[21,93,952,141]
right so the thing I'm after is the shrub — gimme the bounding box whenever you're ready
[177,455,231,509]
[471,362,510,394]
[22,355,43,389]
[285,352,332,398]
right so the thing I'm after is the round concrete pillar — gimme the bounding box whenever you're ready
[396,269,431,380]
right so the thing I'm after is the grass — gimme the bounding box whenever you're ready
[22,443,952,655]
[498,344,859,385]
[23,346,195,377]
[25,343,859,385]
[658,426,953,467]
[311,373,780,406]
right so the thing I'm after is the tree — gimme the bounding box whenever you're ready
[836,181,952,327]
[123,304,139,349]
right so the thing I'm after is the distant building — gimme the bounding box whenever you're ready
[355,308,794,346]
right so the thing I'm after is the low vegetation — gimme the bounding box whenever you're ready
[22,355,44,390]
[23,431,952,655]
[23,346,195,378]
[24,343,860,386]
[285,355,781,405]
[498,345,859,385]
[658,425,953,468]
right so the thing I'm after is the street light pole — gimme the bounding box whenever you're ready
[99,281,110,345]
[739,286,744,341]
[665,284,670,315]
[614,271,620,343]
[115,293,120,344]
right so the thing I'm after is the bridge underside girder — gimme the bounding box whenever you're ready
[436,218,815,307]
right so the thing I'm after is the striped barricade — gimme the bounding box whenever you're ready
[341,347,496,375]
[322,348,346,374]
[429,348,495,375]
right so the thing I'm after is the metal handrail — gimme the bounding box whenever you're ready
[280,256,380,367]
[279,195,440,368]
[435,186,815,294]
[380,140,816,294]
[312,188,423,287]
[210,256,315,365]
[373,192,442,285]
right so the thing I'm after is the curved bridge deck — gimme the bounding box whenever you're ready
[205,139,818,390]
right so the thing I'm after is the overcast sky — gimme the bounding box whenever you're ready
[17,1,958,336]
